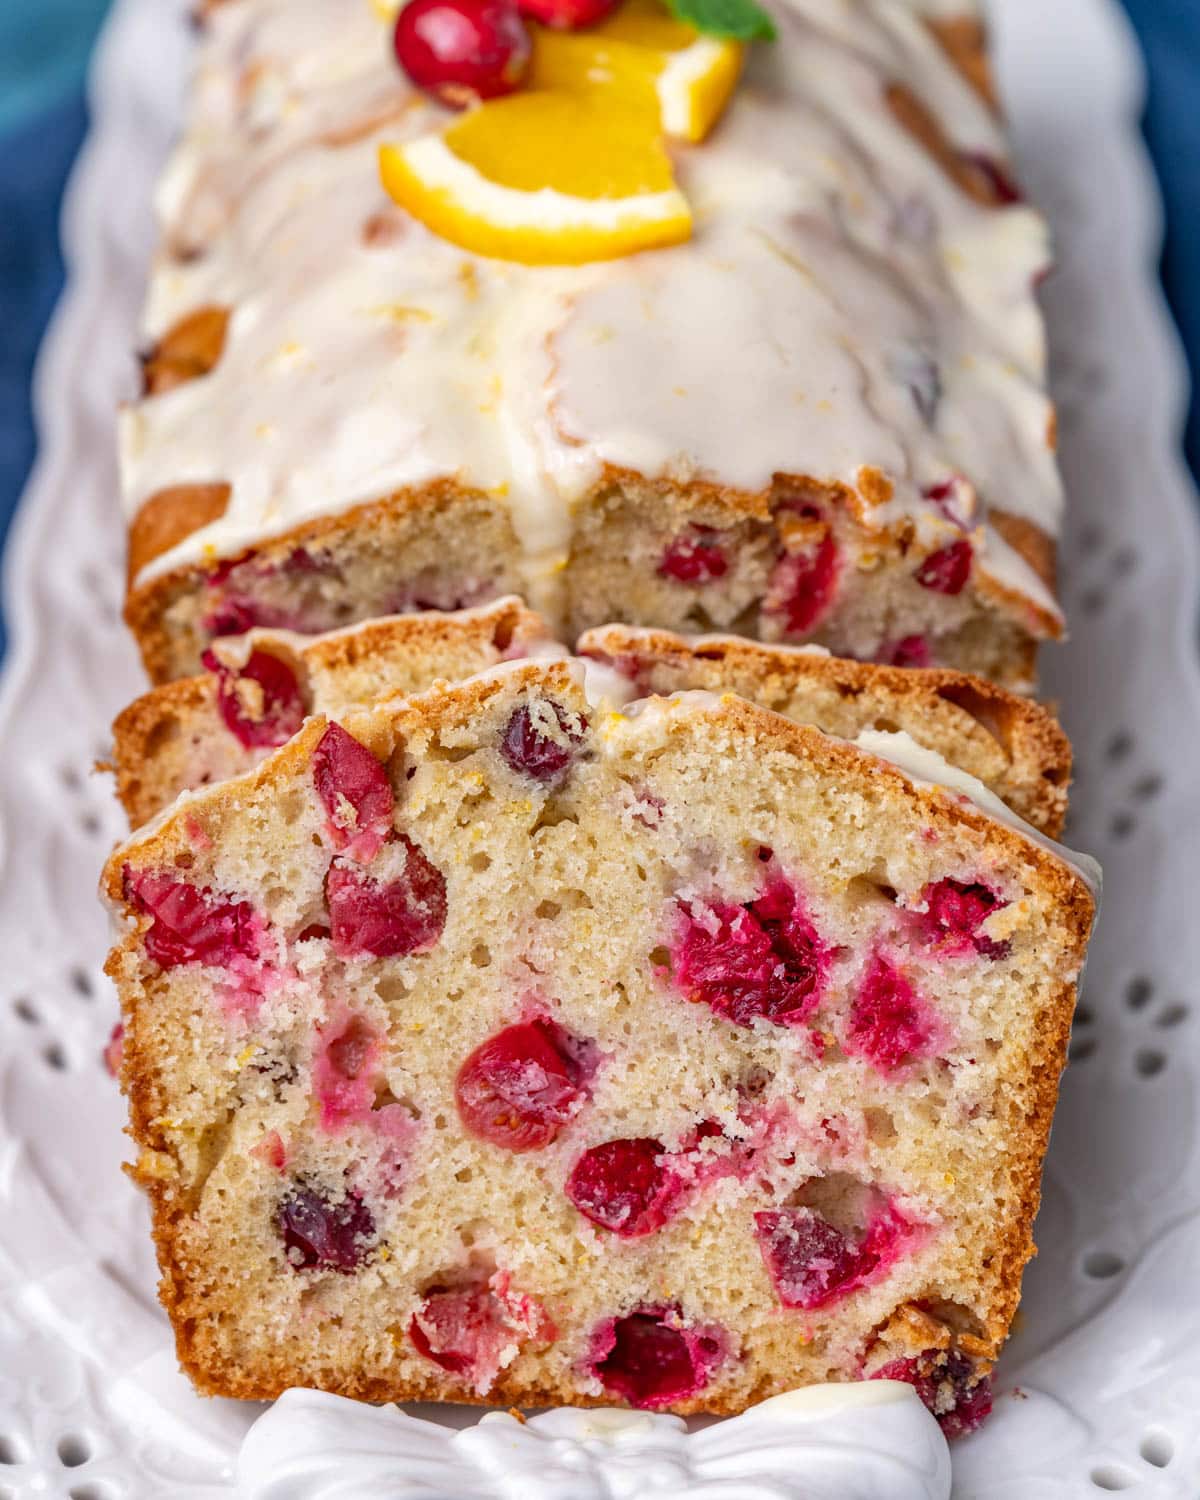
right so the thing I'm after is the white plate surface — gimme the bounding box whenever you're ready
[1,0,1198,1494]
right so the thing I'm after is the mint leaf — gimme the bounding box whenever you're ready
[666,0,776,42]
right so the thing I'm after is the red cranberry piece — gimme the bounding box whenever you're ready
[278,1185,375,1272]
[671,880,828,1029]
[960,152,1023,206]
[201,648,306,750]
[915,539,972,595]
[456,1018,589,1152]
[204,597,259,638]
[566,1137,683,1237]
[312,723,394,853]
[923,476,974,529]
[410,1277,554,1393]
[754,1207,872,1310]
[657,527,729,584]
[518,0,619,27]
[846,956,937,1073]
[918,878,1010,959]
[123,867,263,970]
[500,701,585,786]
[879,635,932,669]
[589,1307,725,1409]
[873,1350,993,1438]
[765,528,839,637]
[314,1012,382,1132]
[393,0,531,107]
[326,840,447,958]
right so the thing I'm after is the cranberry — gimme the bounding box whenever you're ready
[455,1018,589,1152]
[566,1137,683,1237]
[410,1277,554,1393]
[500,701,585,786]
[879,635,932,669]
[393,0,531,108]
[960,152,1022,206]
[657,528,729,584]
[123,867,263,970]
[923,477,974,530]
[326,840,447,958]
[201,648,306,750]
[278,1185,375,1272]
[312,723,394,855]
[765,527,839,637]
[873,1350,993,1438]
[915,539,972,595]
[518,0,619,27]
[204,597,258,638]
[671,880,829,1029]
[589,1307,724,1409]
[917,878,1010,959]
[755,1201,915,1310]
[314,1012,382,1131]
[845,956,937,1073]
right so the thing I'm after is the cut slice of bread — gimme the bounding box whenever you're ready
[102,658,1095,1431]
[112,609,1070,836]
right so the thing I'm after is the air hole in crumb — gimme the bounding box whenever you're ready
[1082,1250,1124,1279]
[1139,1430,1174,1468]
[44,1043,69,1072]
[1135,1049,1166,1078]
[863,1107,897,1146]
[1104,731,1134,763]
[13,998,37,1024]
[1156,1004,1188,1029]
[846,874,898,906]
[470,944,492,968]
[648,945,671,973]
[456,1168,474,1183]
[871,717,902,735]
[1125,976,1153,1011]
[536,900,561,921]
[1089,1466,1136,1491]
[469,851,492,872]
[434,1114,447,1130]
[173,851,195,870]
[57,1433,92,1467]
[1110,812,1135,839]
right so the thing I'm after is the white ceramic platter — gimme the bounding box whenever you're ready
[1,0,1198,1494]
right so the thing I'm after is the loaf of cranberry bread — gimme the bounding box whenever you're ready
[124,0,1061,687]
[102,658,1095,1428]
[112,605,1071,835]
[111,599,551,827]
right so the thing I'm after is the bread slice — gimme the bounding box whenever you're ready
[579,625,1071,838]
[111,599,552,827]
[112,607,1070,836]
[102,658,1095,1432]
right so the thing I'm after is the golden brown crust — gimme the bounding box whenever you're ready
[128,484,232,587]
[104,662,1093,1412]
[578,624,1072,836]
[989,510,1058,599]
[885,82,1016,207]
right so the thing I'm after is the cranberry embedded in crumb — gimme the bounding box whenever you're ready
[500,701,586,786]
[201,648,306,750]
[873,1349,993,1438]
[455,1017,590,1152]
[393,0,531,108]
[755,1201,917,1311]
[589,1307,725,1409]
[878,634,932,670]
[123,867,263,970]
[765,530,839,637]
[566,1137,683,1237]
[657,527,729,584]
[410,1275,555,1394]
[278,1185,375,1272]
[312,722,395,855]
[845,956,938,1073]
[671,879,829,1029]
[204,597,258,639]
[103,1022,125,1078]
[918,878,1010,959]
[326,839,448,958]
[960,152,1023,206]
[314,1012,382,1132]
[915,539,972,595]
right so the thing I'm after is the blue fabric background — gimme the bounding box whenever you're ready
[0,0,1196,657]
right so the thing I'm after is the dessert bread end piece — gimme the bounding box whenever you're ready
[103,659,1094,1428]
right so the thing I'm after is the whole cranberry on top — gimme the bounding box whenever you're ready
[393,0,532,107]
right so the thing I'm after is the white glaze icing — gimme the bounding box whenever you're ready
[123,0,1062,635]
[235,1381,952,1499]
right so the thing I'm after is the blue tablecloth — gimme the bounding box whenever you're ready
[0,0,1197,657]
